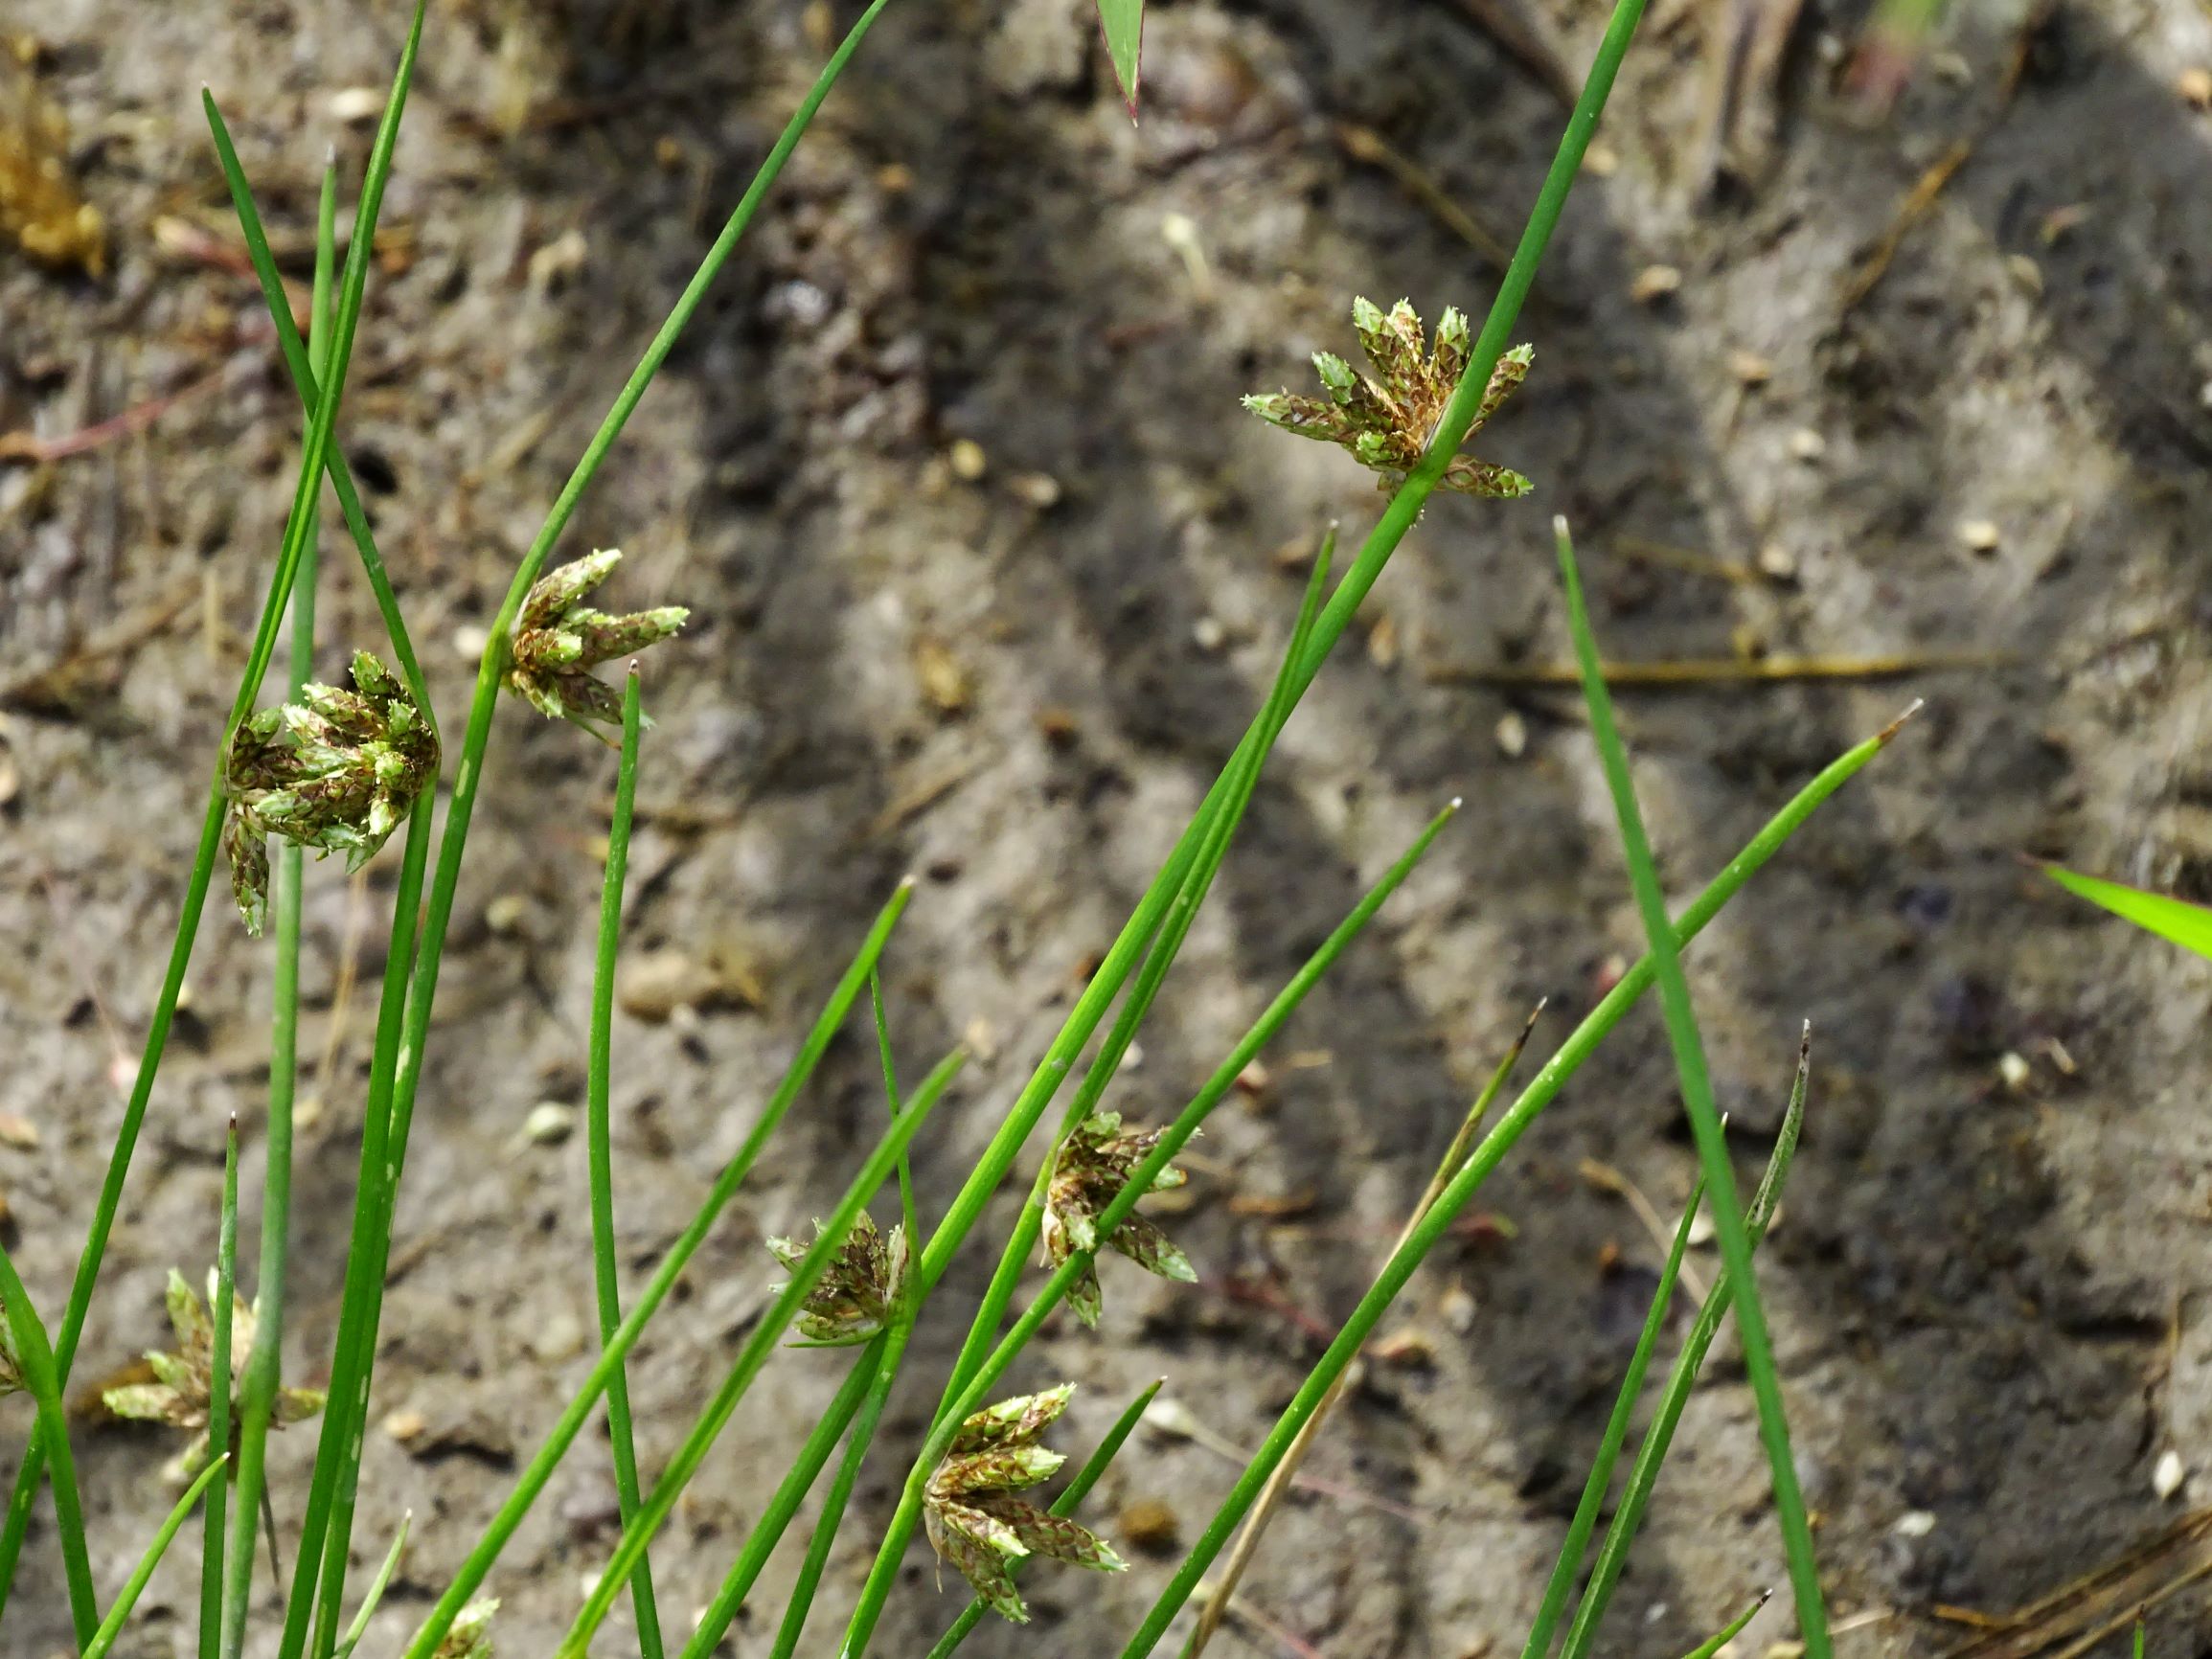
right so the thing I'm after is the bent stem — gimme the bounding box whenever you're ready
[85,1457,232,1659]
[1552,517,1829,1659]
[0,1247,96,1644]
[1184,1003,1546,1658]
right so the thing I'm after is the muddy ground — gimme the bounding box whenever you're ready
[7,0,2212,1653]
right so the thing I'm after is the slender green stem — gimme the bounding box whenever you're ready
[584,669,665,1659]
[1557,1033,1809,1659]
[331,1514,410,1659]
[1187,1005,1547,1659]
[924,1380,1163,1659]
[0,1245,97,1644]
[1518,1174,1704,1659]
[761,975,923,1659]
[200,1119,243,1659]
[220,151,340,1659]
[559,1051,965,1657]
[201,106,430,717]
[297,0,899,1631]
[1678,1591,1771,1659]
[385,881,915,1658]
[85,1456,231,1659]
[843,798,1457,1658]
[1552,517,1829,1659]
[1116,716,1900,1657]
[678,1350,885,1659]
[932,531,1335,1444]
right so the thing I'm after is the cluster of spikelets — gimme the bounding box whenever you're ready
[1244,296,1535,499]
[220,550,687,933]
[501,547,689,732]
[923,1384,1126,1623]
[1041,1110,1196,1329]
[221,650,438,933]
[100,1269,325,1484]
[768,1212,908,1347]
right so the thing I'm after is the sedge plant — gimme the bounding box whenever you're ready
[0,0,1928,1653]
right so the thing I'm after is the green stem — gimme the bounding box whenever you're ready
[86,1457,232,1659]
[1552,518,1829,1659]
[923,1380,1162,1659]
[221,148,339,1659]
[558,1051,965,1657]
[585,669,666,1659]
[1556,1033,1809,1659]
[1517,1175,1703,1659]
[1115,716,1899,1657]
[200,1119,242,1659]
[0,1245,97,1644]
[761,976,923,1659]
[842,798,1456,1658]
[1678,1592,1772,1659]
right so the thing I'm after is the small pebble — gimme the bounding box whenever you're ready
[1687,1210,1717,1247]
[1757,541,1798,581]
[1119,1498,1181,1555]
[380,1408,426,1443]
[1119,1042,1144,1073]
[947,438,988,482]
[1192,615,1226,651]
[1726,349,1773,386]
[486,894,529,936]
[452,623,490,662]
[1997,1051,2031,1092]
[1958,519,2002,555]
[1494,711,1528,759]
[963,1016,998,1063]
[1630,263,1682,305]
[1894,1509,1937,1538]
[2155,1448,2187,1499]
[2180,66,2212,109]
[328,86,384,125]
[1582,141,1620,177]
[526,1102,577,1145]
[1787,427,1827,463]
[1441,1281,1478,1334]
[1007,471,1061,509]
[0,1113,37,1150]
[1366,611,1399,670]
[912,636,971,714]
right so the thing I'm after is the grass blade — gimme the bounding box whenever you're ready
[331,1513,410,1659]
[84,1455,231,1659]
[924,1379,1164,1659]
[200,1117,242,1659]
[560,1048,966,1658]
[760,976,923,1659]
[200,106,430,715]
[846,798,1458,1659]
[1098,0,1143,108]
[2040,864,2212,962]
[585,668,666,1659]
[0,1245,98,1643]
[1188,1005,1548,1658]
[1518,1172,1708,1659]
[1117,707,1898,1656]
[1551,515,1829,1659]
[1556,1033,1810,1659]
[1677,1590,1771,1659]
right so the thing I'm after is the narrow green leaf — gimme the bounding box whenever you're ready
[84,1456,231,1659]
[200,1118,241,1659]
[1676,1591,1770,1659]
[331,1513,410,1659]
[1552,514,1830,1659]
[2041,864,2212,962]
[0,1246,97,1644]
[1098,0,1144,109]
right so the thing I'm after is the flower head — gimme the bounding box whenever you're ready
[766,1211,906,1347]
[103,1268,325,1480]
[503,549,688,732]
[1244,297,1534,498]
[1041,1110,1196,1328]
[430,1597,499,1659]
[924,1384,1125,1622]
[221,649,438,933]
